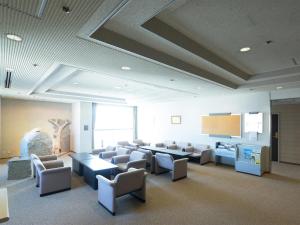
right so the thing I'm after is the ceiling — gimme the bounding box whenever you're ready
[0,0,300,104]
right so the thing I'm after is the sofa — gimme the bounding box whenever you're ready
[154,153,188,181]
[112,151,147,172]
[33,158,71,196]
[97,168,147,215]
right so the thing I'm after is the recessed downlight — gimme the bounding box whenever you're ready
[240,47,251,52]
[276,86,283,90]
[121,66,131,70]
[114,86,122,89]
[5,68,14,72]
[6,34,22,42]
[73,82,79,85]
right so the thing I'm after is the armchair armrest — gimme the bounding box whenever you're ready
[41,167,71,175]
[96,175,116,187]
[100,151,117,159]
[39,155,57,161]
[43,160,64,169]
[172,158,188,181]
[127,159,146,170]
[112,155,130,164]
[199,149,212,165]
[92,149,105,155]
[173,158,188,171]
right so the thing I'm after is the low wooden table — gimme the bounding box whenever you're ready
[69,153,118,190]
[69,153,95,176]
[140,146,191,159]
[80,158,118,190]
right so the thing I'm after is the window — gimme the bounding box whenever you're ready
[93,104,136,148]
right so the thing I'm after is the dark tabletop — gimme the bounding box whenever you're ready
[80,158,118,171]
[69,153,95,161]
[140,146,191,156]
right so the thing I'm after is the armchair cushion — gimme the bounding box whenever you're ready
[100,151,117,159]
[116,147,131,155]
[129,151,146,161]
[38,155,58,161]
[112,155,130,164]
[43,160,64,169]
[155,153,174,170]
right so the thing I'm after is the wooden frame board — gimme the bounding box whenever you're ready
[201,114,241,137]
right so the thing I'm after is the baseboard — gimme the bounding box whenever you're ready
[40,188,71,197]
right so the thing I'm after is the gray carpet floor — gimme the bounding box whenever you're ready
[0,156,299,225]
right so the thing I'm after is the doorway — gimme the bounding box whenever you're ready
[271,114,279,161]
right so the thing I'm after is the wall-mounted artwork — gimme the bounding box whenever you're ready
[171,115,181,124]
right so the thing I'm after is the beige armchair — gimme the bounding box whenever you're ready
[154,153,188,181]
[112,151,147,172]
[31,154,58,178]
[97,168,146,215]
[33,159,71,197]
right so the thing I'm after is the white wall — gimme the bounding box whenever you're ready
[138,92,271,148]
[271,87,300,100]
[71,102,93,153]
[1,98,72,158]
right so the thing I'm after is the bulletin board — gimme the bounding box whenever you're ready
[201,114,241,137]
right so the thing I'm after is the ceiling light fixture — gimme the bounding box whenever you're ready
[276,86,283,90]
[6,34,22,42]
[73,82,79,85]
[170,79,175,81]
[33,63,38,67]
[121,66,131,70]
[114,86,122,89]
[62,6,71,14]
[240,47,251,52]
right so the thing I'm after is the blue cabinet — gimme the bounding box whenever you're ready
[235,144,270,176]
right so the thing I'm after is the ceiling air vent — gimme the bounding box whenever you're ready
[4,70,12,88]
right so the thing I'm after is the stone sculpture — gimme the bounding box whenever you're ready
[48,119,71,155]
[20,128,53,157]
